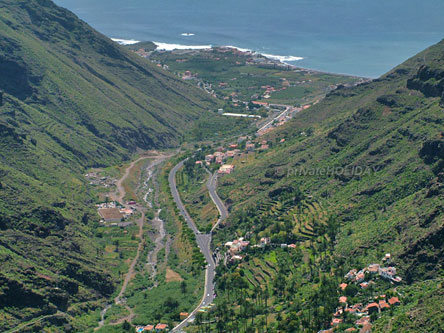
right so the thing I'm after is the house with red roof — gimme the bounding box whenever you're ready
[365,302,379,314]
[339,296,348,304]
[155,323,168,331]
[331,318,343,326]
[339,283,348,291]
[379,300,390,311]
[388,297,400,306]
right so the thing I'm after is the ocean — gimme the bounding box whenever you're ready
[54,0,444,78]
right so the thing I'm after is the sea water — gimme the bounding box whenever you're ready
[54,0,444,78]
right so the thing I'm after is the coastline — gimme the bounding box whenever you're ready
[111,38,304,67]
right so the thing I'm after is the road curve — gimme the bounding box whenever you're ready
[204,168,229,232]
[169,159,217,332]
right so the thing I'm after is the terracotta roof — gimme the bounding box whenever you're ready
[339,296,348,303]
[388,297,400,305]
[155,323,168,330]
[379,300,390,310]
[340,283,348,290]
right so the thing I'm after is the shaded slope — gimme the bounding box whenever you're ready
[0,0,217,330]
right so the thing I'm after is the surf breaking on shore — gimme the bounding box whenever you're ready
[111,38,304,65]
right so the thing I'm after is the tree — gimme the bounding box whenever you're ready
[180,280,187,294]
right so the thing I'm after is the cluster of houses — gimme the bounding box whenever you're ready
[97,201,135,223]
[326,294,401,332]
[197,139,273,174]
[224,236,300,263]
[85,171,116,188]
[136,323,168,332]
[224,237,250,261]
[344,256,402,285]
[321,254,402,332]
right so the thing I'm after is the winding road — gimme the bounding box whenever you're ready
[169,159,229,332]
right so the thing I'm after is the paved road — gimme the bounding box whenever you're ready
[169,159,218,332]
[204,169,229,232]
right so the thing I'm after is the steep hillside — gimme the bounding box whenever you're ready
[0,0,217,330]
[207,39,444,331]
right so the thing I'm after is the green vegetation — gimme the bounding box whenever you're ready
[189,39,444,331]
[175,160,219,232]
[147,47,362,106]
[0,0,215,330]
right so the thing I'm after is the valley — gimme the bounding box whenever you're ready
[1,1,444,332]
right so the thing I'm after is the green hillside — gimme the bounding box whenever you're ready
[199,39,444,331]
[0,0,219,330]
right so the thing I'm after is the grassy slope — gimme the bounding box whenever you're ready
[0,0,217,330]
[212,39,444,330]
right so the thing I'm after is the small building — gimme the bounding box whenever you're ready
[339,296,347,304]
[355,271,365,283]
[360,282,369,289]
[379,266,397,280]
[382,253,391,262]
[259,237,270,247]
[379,300,390,311]
[218,164,235,174]
[180,312,189,320]
[345,269,357,280]
[155,323,168,332]
[144,325,154,331]
[331,318,343,326]
[245,143,255,151]
[339,283,348,291]
[367,263,380,274]
[388,297,400,306]
[365,302,379,314]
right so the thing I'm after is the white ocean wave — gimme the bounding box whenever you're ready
[153,41,212,51]
[224,45,253,53]
[111,38,141,45]
[261,53,304,62]
[181,33,195,36]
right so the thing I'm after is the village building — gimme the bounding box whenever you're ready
[345,269,357,280]
[365,303,379,314]
[331,318,343,326]
[388,297,400,306]
[218,164,235,174]
[378,266,401,282]
[259,237,271,247]
[155,323,168,331]
[379,300,390,311]
[245,143,255,152]
[339,283,348,291]
[180,312,189,320]
[367,263,380,274]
